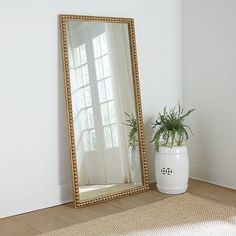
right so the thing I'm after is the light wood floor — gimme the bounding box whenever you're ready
[0,179,236,236]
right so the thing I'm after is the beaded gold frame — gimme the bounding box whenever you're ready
[60,14,149,208]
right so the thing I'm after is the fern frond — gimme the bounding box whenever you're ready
[180,108,196,120]
[151,103,195,151]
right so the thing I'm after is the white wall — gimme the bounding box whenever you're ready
[0,0,183,218]
[184,0,236,189]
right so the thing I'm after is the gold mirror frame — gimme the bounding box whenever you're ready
[60,14,149,208]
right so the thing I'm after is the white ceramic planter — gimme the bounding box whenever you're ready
[155,145,189,194]
[129,147,142,186]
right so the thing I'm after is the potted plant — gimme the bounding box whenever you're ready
[123,112,142,186]
[151,103,195,194]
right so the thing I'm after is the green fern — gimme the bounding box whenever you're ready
[151,103,195,152]
[122,112,138,149]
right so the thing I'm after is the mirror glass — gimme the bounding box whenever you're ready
[65,19,144,202]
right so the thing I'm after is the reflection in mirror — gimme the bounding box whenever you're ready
[61,15,148,206]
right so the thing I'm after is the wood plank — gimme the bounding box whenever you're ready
[109,191,170,209]
[14,210,68,233]
[85,202,124,216]
[188,178,236,207]
[0,217,40,236]
[44,204,105,224]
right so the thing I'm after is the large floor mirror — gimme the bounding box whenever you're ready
[60,15,149,207]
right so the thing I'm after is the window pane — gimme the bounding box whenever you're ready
[72,92,79,116]
[93,36,101,58]
[90,129,97,150]
[80,109,88,130]
[105,77,113,100]
[98,80,106,103]
[78,88,86,109]
[82,65,89,86]
[80,44,87,64]
[101,103,110,125]
[111,125,119,147]
[95,58,104,80]
[70,70,77,91]
[83,130,90,151]
[100,33,108,55]
[68,47,74,67]
[104,126,112,148]
[84,86,92,106]
[108,101,115,123]
[74,47,81,67]
[77,68,83,87]
[73,120,81,145]
[103,55,111,77]
[87,107,94,128]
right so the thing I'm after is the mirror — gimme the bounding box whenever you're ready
[60,15,149,207]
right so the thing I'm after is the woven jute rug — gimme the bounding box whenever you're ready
[41,193,236,236]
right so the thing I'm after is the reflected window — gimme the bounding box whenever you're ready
[72,44,96,152]
[92,32,119,149]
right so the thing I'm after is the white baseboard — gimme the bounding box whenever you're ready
[189,162,236,190]
[0,184,72,219]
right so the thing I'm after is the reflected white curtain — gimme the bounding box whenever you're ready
[67,32,89,185]
[105,24,136,183]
